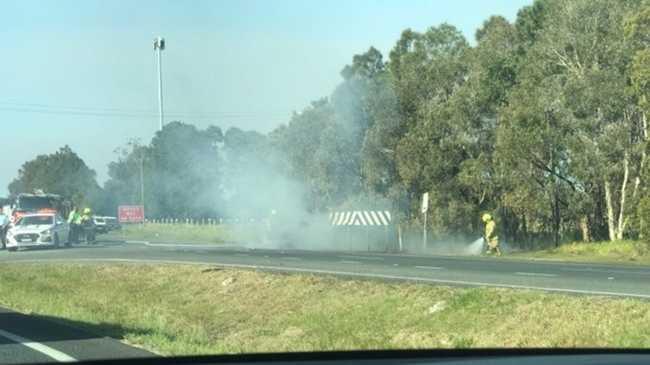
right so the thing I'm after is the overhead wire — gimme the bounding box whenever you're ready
[0,101,290,121]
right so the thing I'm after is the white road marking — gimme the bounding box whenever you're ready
[340,255,384,261]
[7,258,650,299]
[515,272,558,277]
[134,241,242,249]
[561,267,650,276]
[340,260,361,264]
[0,329,77,362]
[415,266,443,270]
[281,257,302,261]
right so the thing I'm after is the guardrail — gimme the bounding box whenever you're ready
[141,218,267,225]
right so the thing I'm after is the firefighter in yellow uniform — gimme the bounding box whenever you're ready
[80,208,96,244]
[482,213,501,256]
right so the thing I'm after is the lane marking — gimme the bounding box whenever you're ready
[340,255,384,261]
[133,241,242,249]
[415,266,443,270]
[0,329,77,362]
[561,267,650,276]
[516,272,558,277]
[281,257,301,261]
[340,260,361,264]
[6,258,650,299]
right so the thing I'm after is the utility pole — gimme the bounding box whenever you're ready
[140,157,145,207]
[154,37,165,131]
[140,152,145,225]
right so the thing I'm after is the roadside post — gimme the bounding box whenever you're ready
[422,192,429,250]
[398,224,403,252]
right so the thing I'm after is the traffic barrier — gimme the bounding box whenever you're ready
[329,210,392,226]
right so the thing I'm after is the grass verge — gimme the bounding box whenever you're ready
[0,263,649,354]
[101,223,261,244]
[509,240,650,265]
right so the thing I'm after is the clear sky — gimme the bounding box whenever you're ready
[0,0,531,195]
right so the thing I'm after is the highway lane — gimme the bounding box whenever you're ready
[1,240,650,298]
[0,306,152,364]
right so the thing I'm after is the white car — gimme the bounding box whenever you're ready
[6,213,70,251]
[93,216,108,233]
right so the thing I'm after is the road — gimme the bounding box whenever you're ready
[1,240,650,363]
[0,306,151,364]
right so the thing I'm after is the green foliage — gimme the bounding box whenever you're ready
[249,0,650,245]
[104,122,223,218]
[14,0,650,247]
[638,195,650,241]
[8,146,105,211]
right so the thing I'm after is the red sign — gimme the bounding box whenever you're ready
[118,205,145,223]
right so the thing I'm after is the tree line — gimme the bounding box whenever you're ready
[8,0,650,247]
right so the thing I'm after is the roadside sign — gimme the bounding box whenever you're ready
[421,192,429,213]
[118,205,145,223]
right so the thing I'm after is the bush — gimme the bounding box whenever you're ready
[637,195,650,243]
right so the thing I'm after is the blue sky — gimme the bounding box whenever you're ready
[0,0,531,194]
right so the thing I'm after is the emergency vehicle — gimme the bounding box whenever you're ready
[8,192,70,225]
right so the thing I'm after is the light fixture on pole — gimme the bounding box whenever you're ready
[153,37,165,131]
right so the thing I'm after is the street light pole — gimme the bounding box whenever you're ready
[140,156,145,208]
[154,37,165,131]
[140,152,145,225]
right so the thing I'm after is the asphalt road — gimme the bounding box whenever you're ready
[0,306,152,364]
[1,240,650,363]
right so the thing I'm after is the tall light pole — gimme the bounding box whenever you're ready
[153,37,165,131]
[140,152,145,225]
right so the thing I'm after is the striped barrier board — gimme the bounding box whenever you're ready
[329,211,392,226]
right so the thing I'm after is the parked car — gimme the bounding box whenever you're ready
[93,216,108,233]
[5,213,70,251]
[104,216,120,231]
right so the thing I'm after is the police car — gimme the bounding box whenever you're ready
[5,213,70,251]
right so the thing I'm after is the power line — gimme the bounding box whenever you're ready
[0,105,290,121]
[0,101,290,119]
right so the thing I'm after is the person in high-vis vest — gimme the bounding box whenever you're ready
[67,206,81,244]
[80,208,96,244]
[482,213,501,256]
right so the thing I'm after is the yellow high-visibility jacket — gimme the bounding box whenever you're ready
[485,220,498,241]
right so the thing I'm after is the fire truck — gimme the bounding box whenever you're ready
[8,192,70,224]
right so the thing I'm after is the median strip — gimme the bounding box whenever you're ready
[1,263,650,352]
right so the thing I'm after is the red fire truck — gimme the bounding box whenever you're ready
[8,192,70,224]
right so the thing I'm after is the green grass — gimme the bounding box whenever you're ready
[509,240,650,265]
[0,263,649,355]
[101,223,262,244]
